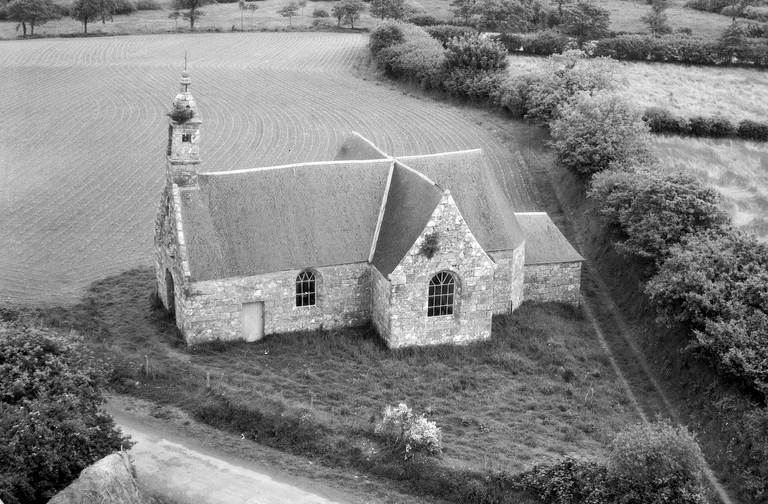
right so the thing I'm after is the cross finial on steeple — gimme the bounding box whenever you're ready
[184,50,187,71]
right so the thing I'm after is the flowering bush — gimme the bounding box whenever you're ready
[375,403,442,458]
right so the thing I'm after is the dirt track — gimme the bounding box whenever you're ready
[0,32,538,307]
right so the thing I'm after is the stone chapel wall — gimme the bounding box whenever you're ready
[178,262,371,344]
[523,262,582,306]
[382,193,496,348]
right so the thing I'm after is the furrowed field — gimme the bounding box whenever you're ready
[0,33,539,306]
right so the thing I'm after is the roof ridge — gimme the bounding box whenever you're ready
[350,131,392,159]
[199,158,391,177]
[393,160,438,187]
[397,149,483,160]
[369,161,396,262]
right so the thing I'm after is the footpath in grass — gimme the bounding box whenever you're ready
[32,267,640,501]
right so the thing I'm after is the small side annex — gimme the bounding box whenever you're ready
[154,72,583,348]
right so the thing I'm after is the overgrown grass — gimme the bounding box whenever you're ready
[30,267,639,500]
[651,136,768,241]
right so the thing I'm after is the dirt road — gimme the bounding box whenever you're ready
[105,398,354,504]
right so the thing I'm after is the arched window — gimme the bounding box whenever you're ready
[295,271,316,307]
[428,271,456,317]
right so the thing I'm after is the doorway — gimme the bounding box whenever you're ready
[242,302,264,341]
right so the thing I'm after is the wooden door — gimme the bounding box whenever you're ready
[242,302,264,342]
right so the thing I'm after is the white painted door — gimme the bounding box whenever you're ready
[241,302,264,342]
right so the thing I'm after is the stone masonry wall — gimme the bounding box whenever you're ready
[178,262,371,344]
[523,262,582,306]
[371,266,391,340]
[490,245,525,315]
[383,192,496,348]
[154,184,191,336]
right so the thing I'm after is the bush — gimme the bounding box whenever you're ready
[312,7,328,17]
[588,169,729,265]
[737,119,768,141]
[550,91,653,177]
[0,4,8,20]
[311,17,334,28]
[609,419,709,498]
[374,403,442,458]
[373,22,446,89]
[0,324,129,504]
[519,50,622,123]
[424,24,478,47]
[112,0,136,15]
[515,457,613,503]
[687,115,736,137]
[406,13,440,26]
[369,20,406,54]
[643,106,689,135]
[167,104,195,123]
[646,229,768,396]
[134,0,161,10]
[443,34,508,72]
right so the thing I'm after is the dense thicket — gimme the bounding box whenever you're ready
[0,324,128,504]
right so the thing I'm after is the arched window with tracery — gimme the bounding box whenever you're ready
[428,271,456,317]
[295,270,316,307]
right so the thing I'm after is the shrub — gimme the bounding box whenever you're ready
[312,17,334,28]
[443,34,508,72]
[369,20,406,54]
[54,3,71,16]
[588,169,729,265]
[609,419,709,501]
[406,13,440,26]
[521,50,622,123]
[112,0,136,15]
[515,457,613,503]
[737,119,768,141]
[0,4,8,20]
[312,7,328,17]
[0,324,129,504]
[134,0,161,10]
[424,24,478,47]
[687,116,717,137]
[642,106,689,134]
[550,91,653,177]
[647,229,768,396]
[374,403,442,458]
[560,0,610,42]
[708,115,736,137]
[373,22,446,89]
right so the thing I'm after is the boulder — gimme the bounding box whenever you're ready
[48,451,143,504]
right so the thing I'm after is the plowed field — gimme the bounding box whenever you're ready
[0,33,538,306]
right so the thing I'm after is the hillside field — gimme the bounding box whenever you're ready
[0,33,540,306]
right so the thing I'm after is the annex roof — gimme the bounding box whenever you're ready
[514,212,584,265]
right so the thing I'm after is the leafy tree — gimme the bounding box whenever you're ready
[0,324,129,504]
[370,0,408,20]
[560,0,609,41]
[646,229,768,395]
[331,0,364,27]
[168,8,181,27]
[588,169,729,265]
[70,0,116,33]
[472,0,546,32]
[169,0,215,29]
[609,418,709,501]
[550,90,652,177]
[549,0,571,19]
[278,0,299,25]
[7,0,59,36]
[721,0,760,21]
[449,0,477,23]
[720,21,748,49]
[640,0,672,37]
[517,49,623,123]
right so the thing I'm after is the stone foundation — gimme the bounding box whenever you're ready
[523,262,581,306]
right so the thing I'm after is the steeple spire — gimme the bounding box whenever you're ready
[166,69,202,188]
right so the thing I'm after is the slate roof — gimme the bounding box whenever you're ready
[181,160,393,281]
[177,133,578,282]
[371,162,444,276]
[514,212,584,265]
[398,151,525,253]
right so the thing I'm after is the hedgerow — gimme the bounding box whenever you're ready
[498,31,768,68]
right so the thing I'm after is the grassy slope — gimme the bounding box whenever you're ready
[37,267,639,478]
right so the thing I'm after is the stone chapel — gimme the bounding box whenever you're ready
[155,72,584,348]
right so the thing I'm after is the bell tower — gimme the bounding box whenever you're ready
[166,70,202,187]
